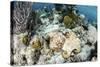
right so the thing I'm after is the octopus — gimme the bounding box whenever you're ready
[62,32,81,59]
[47,31,65,52]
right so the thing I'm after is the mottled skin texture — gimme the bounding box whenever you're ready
[47,31,65,51]
[62,32,81,59]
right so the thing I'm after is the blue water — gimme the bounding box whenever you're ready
[32,2,55,11]
[32,2,97,22]
[76,5,97,22]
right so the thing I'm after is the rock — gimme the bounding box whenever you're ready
[44,24,60,33]
[86,24,97,45]
[73,24,97,46]
[47,53,65,64]
[74,45,94,61]
[13,32,28,48]
[37,55,47,64]
[91,56,97,61]
[25,46,36,65]
[40,13,47,18]
[12,32,30,65]
[13,53,27,65]
[54,55,65,64]
[25,45,41,65]
[72,26,87,47]
[72,26,86,35]
[40,17,50,24]
[13,47,27,65]
[53,13,62,24]
[41,48,50,55]
[78,14,85,20]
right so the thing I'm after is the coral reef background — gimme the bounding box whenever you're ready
[10,1,97,66]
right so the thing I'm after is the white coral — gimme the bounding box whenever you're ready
[47,53,65,64]
[25,46,35,65]
[75,45,94,61]
[12,32,28,65]
[86,24,97,45]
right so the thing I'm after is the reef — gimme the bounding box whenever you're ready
[10,1,97,66]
